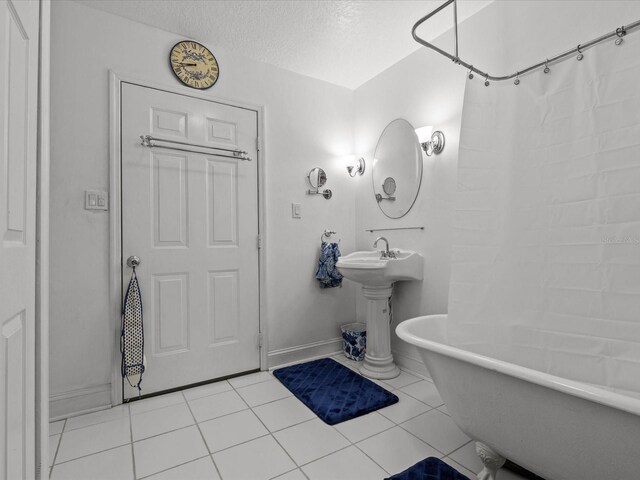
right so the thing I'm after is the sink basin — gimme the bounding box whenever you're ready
[336,250,423,286]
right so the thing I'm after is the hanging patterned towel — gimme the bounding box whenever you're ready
[315,241,343,288]
[121,268,145,392]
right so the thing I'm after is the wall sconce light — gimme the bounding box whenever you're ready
[346,156,366,177]
[415,126,445,156]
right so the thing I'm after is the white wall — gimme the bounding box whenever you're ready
[49,1,357,417]
[353,0,640,375]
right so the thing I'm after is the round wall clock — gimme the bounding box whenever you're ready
[169,40,219,90]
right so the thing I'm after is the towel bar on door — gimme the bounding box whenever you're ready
[140,135,251,161]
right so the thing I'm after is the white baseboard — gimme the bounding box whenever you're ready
[268,337,343,369]
[49,383,112,421]
[393,349,432,380]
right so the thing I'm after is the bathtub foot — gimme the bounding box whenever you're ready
[475,442,505,480]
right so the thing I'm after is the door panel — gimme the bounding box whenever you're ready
[152,152,188,247]
[207,159,238,245]
[153,273,189,354]
[208,270,239,345]
[0,0,39,477]
[121,83,260,399]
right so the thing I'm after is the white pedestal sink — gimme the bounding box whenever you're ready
[337,250,423,379]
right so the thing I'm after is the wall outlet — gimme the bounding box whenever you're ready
[292,202,301,219]
[85,190,108,211]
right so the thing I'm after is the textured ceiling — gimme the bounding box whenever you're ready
[74,0,492,89]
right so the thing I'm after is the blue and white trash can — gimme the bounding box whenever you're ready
[341,323,366,361]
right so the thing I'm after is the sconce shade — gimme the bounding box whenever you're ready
[347,157,366,177]
[416,126,445,156]
[415,126,434,144]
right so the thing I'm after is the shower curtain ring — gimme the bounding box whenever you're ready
[576,45,584,61]
[615,26,626,45]
[514,72,520,85]
[484,74,490,87]
[544,60,550,74]
[468,66,474,80]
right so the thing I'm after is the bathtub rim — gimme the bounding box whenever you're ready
[396,314,640,418]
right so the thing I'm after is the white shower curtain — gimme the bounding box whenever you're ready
[448,32,640,398]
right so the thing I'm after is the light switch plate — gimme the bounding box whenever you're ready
[292,202,301,219]
[85,190,108,211]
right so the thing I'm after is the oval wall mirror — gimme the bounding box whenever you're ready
[307,167,327,188]
[372,119,423,218]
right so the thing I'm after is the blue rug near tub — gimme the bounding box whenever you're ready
[272,357,398,425]
[385,457,470,480]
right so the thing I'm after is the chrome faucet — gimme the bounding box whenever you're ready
[373,236,396,259]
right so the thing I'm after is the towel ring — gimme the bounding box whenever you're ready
[321,229,337,243]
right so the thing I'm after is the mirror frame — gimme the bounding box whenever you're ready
[307,167,327,189]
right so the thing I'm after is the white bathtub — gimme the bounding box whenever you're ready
[396,314,640,480]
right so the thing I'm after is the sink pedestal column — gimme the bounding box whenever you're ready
[359,284,400,379]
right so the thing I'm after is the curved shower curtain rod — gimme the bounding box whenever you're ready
[412,0,640,85]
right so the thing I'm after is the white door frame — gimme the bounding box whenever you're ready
[108,71,268,406]
[36,0,51,476]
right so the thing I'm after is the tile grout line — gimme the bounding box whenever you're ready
[52,410,132,466]
[180,389,225,480]
[377,391,463,459]
[399,388,444,408]
[338,421,398,446]
[128,394,186,417]
[446,439,473,459]
[331,397,398,476]
[444,440,477,473]
[52,442,133,468]
[127,403,137,480]
[62,405,130,433]
[257,413,317,435]
[266,467,307,480]
[333,406,394,476]
[378,404,435,425]
[228,373,275,390]
[48,418,67,475]
[52,419,67,465]
[351,441,392,475]
[281,423,357,472]
[136,455,211,480]
[231,378,302,476]
[442,454,477,476]
[395,417,466,459]
[133,423,194,446]
[210,431,272,455]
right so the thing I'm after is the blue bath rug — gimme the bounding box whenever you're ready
[272,357,398,425]
[385,457,470,480]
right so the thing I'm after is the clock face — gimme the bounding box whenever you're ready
[170,41,219,90]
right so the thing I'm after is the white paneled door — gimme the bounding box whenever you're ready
[121,83,260,399]
[0,0,39,478]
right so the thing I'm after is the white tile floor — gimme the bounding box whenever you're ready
[48,354,528,480]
